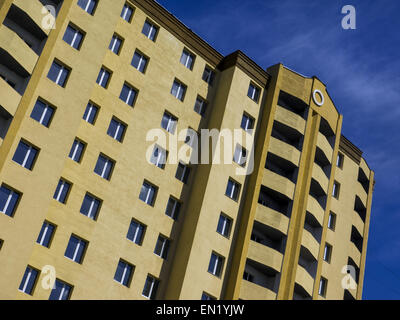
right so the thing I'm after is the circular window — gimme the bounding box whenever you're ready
[312,89,325,106]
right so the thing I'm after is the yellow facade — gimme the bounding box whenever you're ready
[0,0,374,300]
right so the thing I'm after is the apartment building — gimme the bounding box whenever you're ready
[0,0,374,300]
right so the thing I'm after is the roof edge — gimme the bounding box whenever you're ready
[218,50,270,87]
[131,0,224,66]
[339,135,363,164]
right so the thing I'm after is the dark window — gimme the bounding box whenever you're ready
[63,24,84,50]
[53,179,71,204]
[12,140,39,170]
[64,235,88,264]
[30,99,55,127]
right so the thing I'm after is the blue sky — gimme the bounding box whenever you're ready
[157,0,400,299]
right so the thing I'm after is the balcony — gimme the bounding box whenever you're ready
[262,169,295,201]
[356,181,368,206]
[306,196,324,226]
[255,203,289,236]
[304,211,322,243]
[268,136,300,168]
[277,90,309,119]
[352,210,364,236]
[258,185,292,217]
[12,0,53,36]
[359,159,370,186]
[3,3,50,56]
[312,164,329,194]
[242,259,280,295]
[0,76,21,116]
[295,264,314,297]
[349,240,361,264]
[301,229,320,260]
[0,25,37,75]
[271,120,303,151]
[319,117,336,148]
[350,225,363,254]
[309,178,327,210]
[247,240,283,273]
[314,146,331,178]
[275,104,306,135]
[316,132,333,163]
[298,244,318,279]
[0,105,13,145]
[240,279,276,300]
[354,195,367,222]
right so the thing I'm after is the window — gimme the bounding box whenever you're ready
[12,140,39,170]
[48,61,70,87]
[217,214,232,238]
[127,219,146,245]
[80,193,101,220]
[36,221,55,247]
[119,83,137,106]
[241,113,255,132]
[114,259,134,287]
[175,162,190,184]
[225,178,240,201]
[19,266,39,295]
[161,112,177,134]
[194,96,207,116]
[49,279,72,300]
[94,154,114,180]
[337,153,344,169]
[53,179,71,204]
[142,20,158,41]
[109,34,123,55]
[0,185,20,217]
[64,235,88,264]
[120,3,134,22]
[68,139,85,163]
[165,196,181,220]
[243,271,254,282]
[184,129,197,148]
[150,145,168,169]
[180,49,195,70]
[154,235,170,259]
[30,99,55,127]
[63,24,84,50]
[131,50,148,73]
[318,277,328,297]
[201,292,216,300]
[139,181,157,206]
[142,275,159,299]
[83,102,98,124]
[96,67,111,88]
[233,144,247,167]
[107,117,126,142]
[323,243,332,263]
[202,66,215,85]
[332,181,340,199]
[247,83,260,102]
[77,0,97,15]
[171,79,187,101]
[327,212,336,231]
[208,252,224,277]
